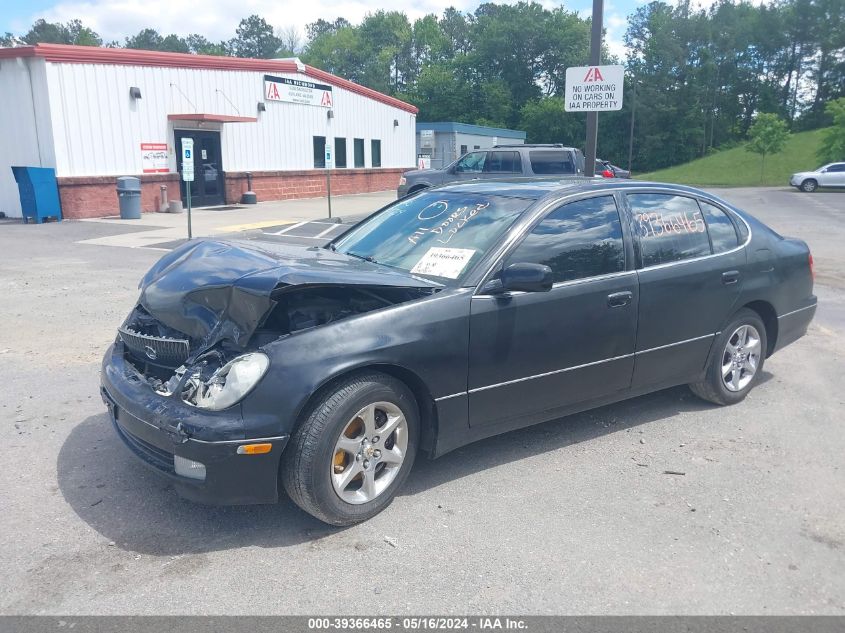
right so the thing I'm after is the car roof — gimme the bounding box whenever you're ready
[431,178,713,201]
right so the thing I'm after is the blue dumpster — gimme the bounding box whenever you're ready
[11,166,62,224]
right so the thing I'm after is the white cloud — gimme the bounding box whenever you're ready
[31,0,479,42]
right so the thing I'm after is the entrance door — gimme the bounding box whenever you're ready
[175,130,224,207]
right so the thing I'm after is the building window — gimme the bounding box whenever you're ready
[354,138,365,168]
[313,136,326,168]
[335,138,347,168]
[371,140,382,168]
[460,145,468,155]
[474,145,480,150]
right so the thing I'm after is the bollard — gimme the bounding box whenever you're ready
[159,185,169,213]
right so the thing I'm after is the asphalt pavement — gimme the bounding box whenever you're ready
[0,187,843,615]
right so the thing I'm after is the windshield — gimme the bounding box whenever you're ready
[332,191,531,284]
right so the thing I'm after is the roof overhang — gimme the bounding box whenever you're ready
[168,113,257,123]
[0,44,419,114]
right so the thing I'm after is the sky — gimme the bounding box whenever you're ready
[0,0,729,60]
[0,0,651,59]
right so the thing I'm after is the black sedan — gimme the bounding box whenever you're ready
[101,179,817,525]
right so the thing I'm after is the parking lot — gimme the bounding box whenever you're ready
[1,187,844,615]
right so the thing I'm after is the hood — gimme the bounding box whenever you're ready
[404,167,447,180]
[136,239,438,349]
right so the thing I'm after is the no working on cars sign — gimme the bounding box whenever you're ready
[564,65,624,112]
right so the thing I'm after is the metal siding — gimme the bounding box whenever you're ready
[0,57,54,217]
[45,62,416,177]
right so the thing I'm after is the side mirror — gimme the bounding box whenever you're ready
[483,262,554,294]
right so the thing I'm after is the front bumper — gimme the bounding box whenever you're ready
[101,343,288,505]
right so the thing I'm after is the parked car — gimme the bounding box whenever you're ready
[789,162,845,192]
[102,179,816,525]
[603,160,631,179]
[397,144,585,197]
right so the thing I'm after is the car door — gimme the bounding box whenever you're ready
[821,163,845,186]
[452,151,488,182]
[467,193,639,430]
[625,192,746,390]
[482,150,523,180]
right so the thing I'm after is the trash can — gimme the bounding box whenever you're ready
[116,176,142,219]
[11,166,63,224]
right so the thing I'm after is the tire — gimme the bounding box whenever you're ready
[689,308,767,406]
[281,372,419,526]
[800,179,818,192]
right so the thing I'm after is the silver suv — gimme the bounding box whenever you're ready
[789,162,845,192]
[397,144,585,197]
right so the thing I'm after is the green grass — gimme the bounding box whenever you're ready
[637,127,830,186]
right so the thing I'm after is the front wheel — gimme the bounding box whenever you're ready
[281,372,418,525]
[800,179,818,192]
[690,309,767,406]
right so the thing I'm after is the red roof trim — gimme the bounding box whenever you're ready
[168,113,257,123]
[0,43,419,114]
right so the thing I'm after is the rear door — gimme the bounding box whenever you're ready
[625,191,746,389]
[467,193,638,429]
[482,150,523,180]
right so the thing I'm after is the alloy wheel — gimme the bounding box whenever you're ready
[721,324,761,392]
[331,402,408,504]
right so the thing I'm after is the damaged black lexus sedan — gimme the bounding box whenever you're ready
[101,179,817,525]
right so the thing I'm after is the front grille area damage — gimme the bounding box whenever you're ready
[120,285,435,396]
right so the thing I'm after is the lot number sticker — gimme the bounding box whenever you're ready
[411,247,476,279]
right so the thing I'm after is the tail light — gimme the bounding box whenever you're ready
[602,169,614,178]
[809,252,815,280]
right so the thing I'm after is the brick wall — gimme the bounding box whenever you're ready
[57,174,180,219]
[56,168,405,219]
[224,168,405,203]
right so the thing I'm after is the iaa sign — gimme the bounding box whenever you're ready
[564,65,624,112]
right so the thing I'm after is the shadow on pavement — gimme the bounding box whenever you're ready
[58,374,772,556]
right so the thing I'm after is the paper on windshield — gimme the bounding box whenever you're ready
[410,247,476,279]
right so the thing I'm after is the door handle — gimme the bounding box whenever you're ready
[722,270,740,285]
[607,291,633,308]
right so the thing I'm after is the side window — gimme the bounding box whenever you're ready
[460,144,468,155]
[334,137,347,168]
[313,136,326,168]
[505,195,625,284]
[485,151,522,173]
[455,151,486,173]
[628,193,711,267]
[699,200,739,253]
[529,151,575,175]
[827,163,845,173]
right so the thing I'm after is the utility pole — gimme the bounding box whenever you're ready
[584,0,604,178]
[627,79,637,173]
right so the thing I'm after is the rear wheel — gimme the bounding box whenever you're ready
[281,372,418,526]
[800,179,818,192]
[690,309,767,405]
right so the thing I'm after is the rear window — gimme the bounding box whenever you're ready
[699,200,739,253]
[529,151,575,175]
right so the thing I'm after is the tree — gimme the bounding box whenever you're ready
[186,34,228,56]
[22,18,101,46]
[746,113,790,181]
[230,15,281,59]
[125,29,188,53]
[818,98,845,163]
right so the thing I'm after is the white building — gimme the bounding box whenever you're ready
[416,122,526,169]
[0,44,418,219]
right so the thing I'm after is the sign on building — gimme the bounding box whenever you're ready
[564,65,624,112]
[419,129,434,148]
[264,75,334,108]
[140,143,168,173]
